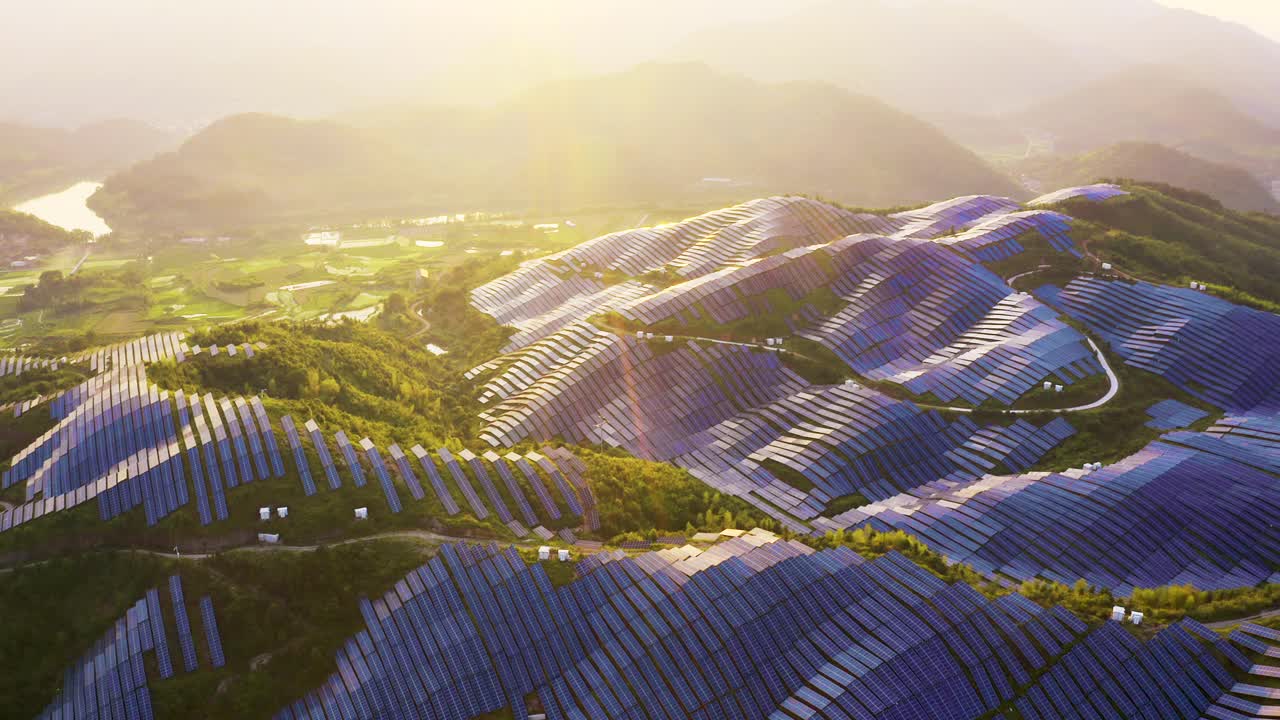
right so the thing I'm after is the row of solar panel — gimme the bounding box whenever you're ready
[0,369,284,533]
[477,324,1077,531]
[0,354,58,377]
[1146,399,1210,430]
[469,198,903,354]
[1044,277,1280,414]
[35,575,224,720]
[279,540,1264,720]
[818,430,1280,593]
[277,416,596,535]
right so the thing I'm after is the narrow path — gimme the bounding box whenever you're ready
[649,331,1121,416]
[0,529,603,573]
[918,338,1120,416]
[1005,265,1050,291]
[408,301,432,340]
[1205,607,1280,630]
[68,249,91,276]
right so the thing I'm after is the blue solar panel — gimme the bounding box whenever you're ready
[411,444,460,515]
[276,541,1258,720]
[360,438,402,513]
[1146,399,1211,430]
[198,595,226,669]
[168,575,199,673]
[335,431,366,487]
[438,447,488,519]
[251,397,286,478]
[280,415,317,496]
[387,444,425,501]
[304,419,341,490]
[146,588,174,679]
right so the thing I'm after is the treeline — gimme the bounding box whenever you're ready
[815,527,1279,626]
[18,268,148,314]
[581,448,771,539]
[149,321,479,448]
[1067,182,1280,308]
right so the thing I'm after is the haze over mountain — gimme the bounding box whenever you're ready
[1016,143,1280,214]
[90,64,1022,232]
[4,0,1277,131]
[0,120,177,204]
[1011,67,1280,179]
[0,0,824,128]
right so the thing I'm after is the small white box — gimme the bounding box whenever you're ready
[258,507,271,521]
[354,507,368,520]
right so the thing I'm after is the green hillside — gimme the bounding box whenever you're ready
[90,64,1022,233]
[1018,143,1280,214]
[0,208,88,262]
[1056,182,1280,308]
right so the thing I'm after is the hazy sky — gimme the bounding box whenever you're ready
[1161,0,1280,40]
[1,0,1276,128]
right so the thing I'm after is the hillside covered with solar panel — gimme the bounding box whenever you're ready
[3,180,1279,720]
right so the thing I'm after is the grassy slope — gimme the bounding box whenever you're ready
[1059,182,1280,310]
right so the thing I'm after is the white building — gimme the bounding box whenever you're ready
[304,231,341,246]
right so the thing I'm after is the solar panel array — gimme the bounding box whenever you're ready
[798,237,1101,406]
[0,357,284,533]
[35,576,225,720]
[889,194,1024,240]
[1044,277,1280,413]
[277,540,1261,720]
[478,322,1074,530]
[819,430,1280,593]
[477,326,808,457]
[253,417,592,538]
[470,197,899,352]
[1028,183,1129,206]
[1146,399,1210,430]
[0,354,59,378]
[926,210,1078,262]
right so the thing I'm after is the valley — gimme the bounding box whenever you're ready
[2,3,1279,718]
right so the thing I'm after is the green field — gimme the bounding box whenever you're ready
[0,210,637,350]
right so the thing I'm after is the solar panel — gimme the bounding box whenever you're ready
[359,438,402,513]
[411,444,459,515]
[334,431,366,487]
[386,444,425,501]
[168,575,199,672]
[276,540,1260,720]
[280,415,317,496]
[305,419,342,490]
[198,596,226,669]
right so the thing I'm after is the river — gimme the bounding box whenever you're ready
[12,181,112,237]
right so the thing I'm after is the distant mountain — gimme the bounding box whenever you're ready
[668,0,1280,131]
[91,64,1021,232]
[0,119,178,205]
[1016,143,1280,214]
[669,0,1087,117]
[665,0,1280,159]
[1011,67,1280,178]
